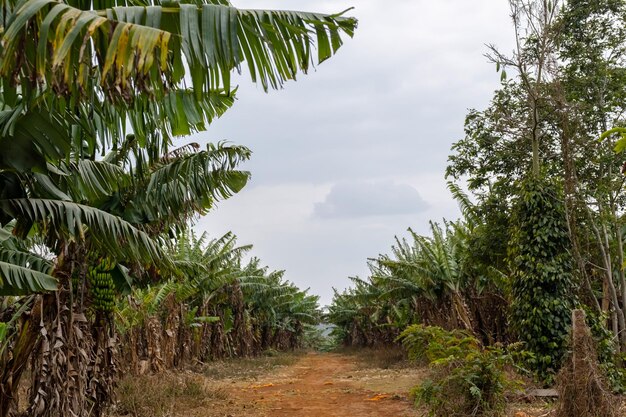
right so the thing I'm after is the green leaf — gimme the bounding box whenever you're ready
[614,136,626,154]
[0,198,170,268]
[0,260,58,295]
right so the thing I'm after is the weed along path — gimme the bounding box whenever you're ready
[222,352,420,417]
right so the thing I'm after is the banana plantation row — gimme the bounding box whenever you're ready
[0,0,356,415]
[326,1,626,414]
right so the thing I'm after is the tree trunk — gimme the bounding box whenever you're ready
[451,291,474,332]
[0,297,42,417]
[586,206,625,350]
[558,105,601,313]
[25,283,101,417]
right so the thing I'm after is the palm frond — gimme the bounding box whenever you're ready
[62,160,130,202]
[447,181,479,226]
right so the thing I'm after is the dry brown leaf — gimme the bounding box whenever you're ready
[366,393,390,401]
[250,383,274,389]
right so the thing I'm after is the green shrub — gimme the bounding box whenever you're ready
[398,324,521,417]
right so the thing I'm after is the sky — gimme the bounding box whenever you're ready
[193,0,515,306]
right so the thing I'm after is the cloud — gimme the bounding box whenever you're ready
[198,178,454,305]
[313,181,428,219]
[194,0,515,304]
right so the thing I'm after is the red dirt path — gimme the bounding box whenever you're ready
[224,352,420,417]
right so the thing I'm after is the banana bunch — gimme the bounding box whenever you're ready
[88,258,116,313]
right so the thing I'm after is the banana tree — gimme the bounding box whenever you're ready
[329,220,481,347]
[0,0,356,413]
[0,0,357,291]
[241,266,320,351]
[0,139,252,416]
[117,230,321,367]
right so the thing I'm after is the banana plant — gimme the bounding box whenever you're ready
[0,0,356,413]
[0,0,357,161]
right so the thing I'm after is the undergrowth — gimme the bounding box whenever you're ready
[113,372,225,417]
[201,350,301,380]
[582,307,626,393]
[398,324,523,417]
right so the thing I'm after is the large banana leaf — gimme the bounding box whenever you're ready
[0,106,71,171]
[96,142,250,227]
[0,0,355,168]
[0,88,237,170]
[0,225,57,294]
[0,198,169,266]
[142,143,250,215]
[1,0,357,104]
[61,160,130,202]
[0,260,57,295]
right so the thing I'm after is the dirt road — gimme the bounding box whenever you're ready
[223,352,420,417]
[112,351,570,416]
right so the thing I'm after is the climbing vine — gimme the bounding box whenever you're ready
[508,175,575,383]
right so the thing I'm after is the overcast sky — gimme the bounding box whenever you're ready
[193,0,515,306]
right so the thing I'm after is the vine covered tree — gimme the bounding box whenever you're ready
[508,175,575,383]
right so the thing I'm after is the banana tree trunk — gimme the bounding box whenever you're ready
[25,282,101,417]
[0,297,41,417]
[451,291,474,332]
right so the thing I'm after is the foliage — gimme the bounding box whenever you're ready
[447,0,626,353]
[0,0,357,160]
[445,83,553,200]
[0,223,56,295]
[398,324,519,417]
[115,230,321,370]
[582,306,626,393]
[508,175,576,384]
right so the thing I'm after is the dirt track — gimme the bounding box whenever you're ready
[111,351,572,416]
[222,352,420,417]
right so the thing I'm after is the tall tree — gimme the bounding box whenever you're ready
[447,0,626,352]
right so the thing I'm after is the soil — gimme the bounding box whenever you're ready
[206,352,421,417]
[112,351,626,417]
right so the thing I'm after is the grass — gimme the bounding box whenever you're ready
[336,345,411,370]
[109,350,302,417]
[200,350,302,380]
[112,372,226,417]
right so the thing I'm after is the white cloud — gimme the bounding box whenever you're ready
[313,181,428,219]
[197,174,459,305]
